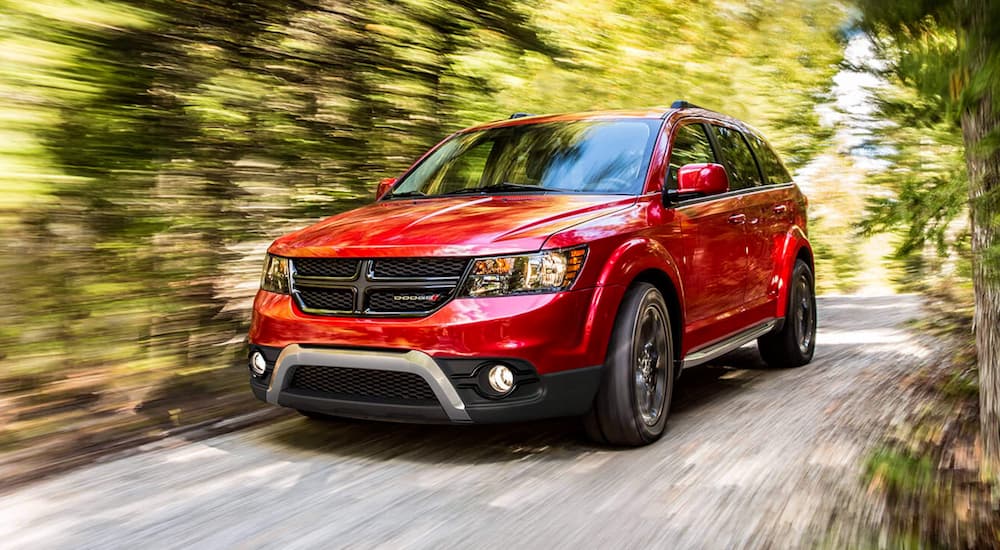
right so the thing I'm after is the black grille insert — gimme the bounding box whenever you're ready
[293,258,359,278]
[297,288,354,312]
[372,258,468,279]
[290,365,438,403]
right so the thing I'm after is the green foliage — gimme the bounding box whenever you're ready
[942,369,979,399]
[857,112,969,280]
[0,1,846,452]
[810,216,864,293]
[859,299,996,549]
[865,446,935,495]
[855,16,971,289]
[857,0,1000,286]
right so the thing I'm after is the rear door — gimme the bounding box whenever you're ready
[745,132,795,311]
[672,122,748,341]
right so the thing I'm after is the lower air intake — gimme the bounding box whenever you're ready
[289,365,438,403]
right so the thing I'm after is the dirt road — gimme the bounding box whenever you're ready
[0,295,933,549]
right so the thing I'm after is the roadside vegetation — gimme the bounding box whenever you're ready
[0,0,846,481]
[862,288,998,548]
[855,0,1000,546]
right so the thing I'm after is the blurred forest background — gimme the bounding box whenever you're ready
[0,0,848,461]
[1,1,998,541]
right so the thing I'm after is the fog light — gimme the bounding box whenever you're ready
[487,364,515,395]
[250,351,267,377]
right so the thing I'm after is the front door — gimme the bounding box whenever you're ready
[666,122,749,348]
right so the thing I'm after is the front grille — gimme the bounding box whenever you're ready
[290,365,437,403]
[297,288,354,312]
[289,257,468,317]
[367,289,448,313]
[372,258,469,279]
[293,258,359,278]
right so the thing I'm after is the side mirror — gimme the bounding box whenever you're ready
[376,177,397,200]
[676,163,729,197]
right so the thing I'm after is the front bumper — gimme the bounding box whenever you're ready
[249,286,624,376]
[249,344,603,424]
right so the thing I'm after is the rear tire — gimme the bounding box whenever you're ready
[758,259,816,368]
[584,283,675,446]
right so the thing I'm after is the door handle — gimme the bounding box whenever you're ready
[728,213,746,225]
[773,204,788,215]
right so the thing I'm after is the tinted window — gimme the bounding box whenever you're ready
[390,120,661,197]
[747,135,792,185]
[710,125,763,190]
[665,123,715,190]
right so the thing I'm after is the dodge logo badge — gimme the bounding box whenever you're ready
[393,294,441,302]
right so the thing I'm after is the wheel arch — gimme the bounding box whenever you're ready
[630,269,683,365]
[774,228,814,317]
[795,243,814,271]
[591,236,686,365]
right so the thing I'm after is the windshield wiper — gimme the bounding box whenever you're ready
[441,182,550,195]
[386,190,427,199]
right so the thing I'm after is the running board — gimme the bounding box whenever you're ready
[681,319,777,369]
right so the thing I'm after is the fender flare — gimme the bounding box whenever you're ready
[773,226,813,317]
[585,237,686,355]
[597,238,684,294]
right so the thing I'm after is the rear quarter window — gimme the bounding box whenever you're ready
[748,135,792,185]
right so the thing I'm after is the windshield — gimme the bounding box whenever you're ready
[388,119,661,198]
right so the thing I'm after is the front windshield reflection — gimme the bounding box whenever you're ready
[389,119,661,198]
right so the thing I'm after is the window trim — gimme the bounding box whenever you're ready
[673,181,797,208]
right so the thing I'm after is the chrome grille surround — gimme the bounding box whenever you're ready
[290,258,471,317]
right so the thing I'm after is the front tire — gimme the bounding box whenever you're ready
[758,259,817,368]
[585,283,675,446]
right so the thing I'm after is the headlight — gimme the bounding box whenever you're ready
[260,254,290,294]
[460,247,587,297]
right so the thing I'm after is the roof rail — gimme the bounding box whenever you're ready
[509,112,534,119]
[671,100,703,110]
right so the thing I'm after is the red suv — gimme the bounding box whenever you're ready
[248,101,816,445]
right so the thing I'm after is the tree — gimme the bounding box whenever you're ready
[857,0,1000,468]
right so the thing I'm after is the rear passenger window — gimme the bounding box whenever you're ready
[747,135,792,185]
[665,124,714,190]
[710,125,762,191]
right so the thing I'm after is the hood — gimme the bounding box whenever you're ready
[269,194,634,257]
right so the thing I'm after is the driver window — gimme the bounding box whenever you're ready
[666,124,714,190]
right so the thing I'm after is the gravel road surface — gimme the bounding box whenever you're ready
[0,295,933,549]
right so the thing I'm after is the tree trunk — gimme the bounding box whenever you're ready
[960,0,1000,471]
[962,88,1000,470]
